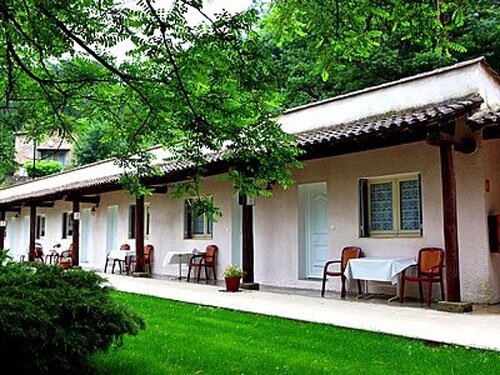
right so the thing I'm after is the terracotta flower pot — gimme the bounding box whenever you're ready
[224,276,241,292]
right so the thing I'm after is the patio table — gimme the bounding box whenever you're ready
[107,249,136,261]
[162,249,205,279]
[107,249,136,274]
[345,256,417,301]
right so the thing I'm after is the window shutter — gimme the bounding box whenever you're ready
[359,179,369,237]
[128,205,136,239]
[35,215,40,240]
[62,213,67,239]
[184,200,192,239]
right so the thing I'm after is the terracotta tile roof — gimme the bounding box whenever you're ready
[468,110,500,131]
[296,94,483,147]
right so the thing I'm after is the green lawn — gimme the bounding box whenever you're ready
[92,291,500,374]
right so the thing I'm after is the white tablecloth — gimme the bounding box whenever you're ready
[162,249,204,268]
[107,249,136,261]
[345,257,417,285]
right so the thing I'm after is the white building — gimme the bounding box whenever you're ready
[0,58,499,303]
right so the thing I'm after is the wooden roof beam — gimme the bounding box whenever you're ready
[426,132,477,154]
[22,201,55,208]
[63,195,100,204]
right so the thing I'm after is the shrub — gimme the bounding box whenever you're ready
[0,262,144,374]
[23,159,63,178]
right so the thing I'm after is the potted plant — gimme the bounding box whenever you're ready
[222,264,244,292]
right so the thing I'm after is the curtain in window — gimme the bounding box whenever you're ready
[370,182,393,231]
[399,179,421,231]
[193,215,205,235]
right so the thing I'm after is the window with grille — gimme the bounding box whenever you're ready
[360,174,422,237]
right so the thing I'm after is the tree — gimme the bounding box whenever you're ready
[263,0,498,108]
[73,121,121,165]
[0,0,300,210]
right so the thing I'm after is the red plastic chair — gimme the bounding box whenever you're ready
[400,247,445,307]
[187,245,218,282]
[321,246,363,298]
[128,244,154,275]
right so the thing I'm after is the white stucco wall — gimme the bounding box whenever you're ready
[255,142,443,292]
[485,140,500,301]
[254,140,494,303]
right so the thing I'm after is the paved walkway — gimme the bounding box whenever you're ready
[101,273,500,351]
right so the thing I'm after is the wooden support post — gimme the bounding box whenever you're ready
[72,200,80,267]
[440,144,461,302]
[135,195,145,273]
[242,202,254,283]
[29,204,36,262]
[0,210,5,251]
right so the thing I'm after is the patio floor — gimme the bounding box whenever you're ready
[100,273,500,351]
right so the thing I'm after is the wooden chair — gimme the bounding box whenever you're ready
[187,244,218,282]
[400,247,445,307]
[128,244,154,275]
[59,243,74,267]
[321,246,363,298]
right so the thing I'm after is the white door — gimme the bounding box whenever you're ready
[299,183,328,278]
[22,215,30,258]
[7,218,18,259]
[80,209,91,263]
[106,206,118,253]
[231,194,242,266]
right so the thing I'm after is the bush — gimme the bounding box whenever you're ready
[0,262,144,374]
[23,160,63,178]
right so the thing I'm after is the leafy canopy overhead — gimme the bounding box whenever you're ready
[0,0,300,205]
[1,0,497,209]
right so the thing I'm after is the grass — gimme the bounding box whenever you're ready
[92,291,500,374]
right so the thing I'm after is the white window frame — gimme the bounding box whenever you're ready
[35,214,46,240]
[367,173,422,238]
[62,212,73,239]
[128,203,151,239]
[185,198,213,240]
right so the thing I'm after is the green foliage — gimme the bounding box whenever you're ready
[73,121,120,165]
[0,263,144,375]
[0,0,299,205]
[0,129,17,182]
[23,159,63,177]
[0,248,12,266]
[263,0,499,108]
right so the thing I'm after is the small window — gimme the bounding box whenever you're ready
[360,174,422,237]
[62,212,73,239]
[35,215,46,239]
[39,149,69,165]
[184,199,213,239]
[129,203,151,239]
